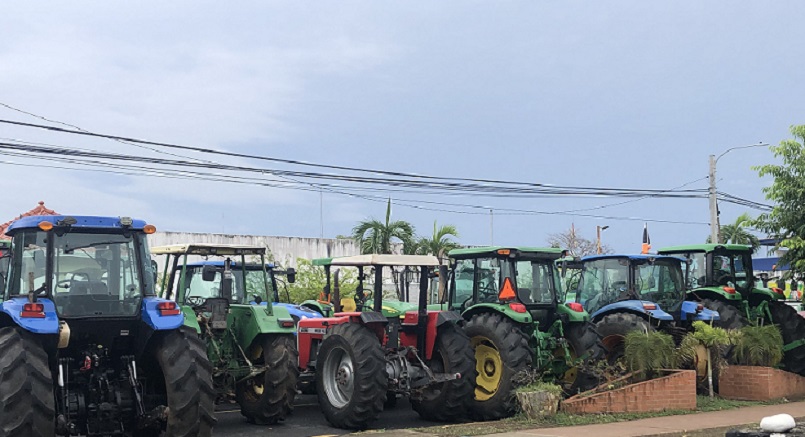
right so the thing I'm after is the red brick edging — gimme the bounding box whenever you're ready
[561,369,697,414]
[719,365,805,401]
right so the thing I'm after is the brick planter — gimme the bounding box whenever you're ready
[719,365,805,401]
[561,370,697,414]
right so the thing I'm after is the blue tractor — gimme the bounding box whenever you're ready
[575,254,720,357]
[0,215,215,436]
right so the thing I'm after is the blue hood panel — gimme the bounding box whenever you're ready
[1,297,59,334]
[680,300,721,321]
[591,300,674,321]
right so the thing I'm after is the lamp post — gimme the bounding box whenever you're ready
[596,225,609,254]
[708,143,768,243]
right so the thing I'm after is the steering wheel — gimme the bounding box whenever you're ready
[186,296,205,307]
[715,272,732,286]
[56,279,73,290]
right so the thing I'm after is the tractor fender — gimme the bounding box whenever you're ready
[300,300,331,317]
[436,310,460,326]
[180,305,202,334]
[270,302,324,321]
[688,287,742,303]
[141,297,184,331]
[461,302,533,324]
[680,300,721,322]
[590,300,674,323]
[0,297,59,334]
[229,304,296,354]
[751,287,785,302]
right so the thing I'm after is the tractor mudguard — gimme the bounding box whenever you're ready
[0,297,59,334]
[556,302,591,323]
[141,297,185,331]
[228,304,296,353]
[268,302,324,321]
[688,287,742,303]
[180,305,202,334]
[300,299,332,316]
[359,311,388,324]
[680,301,721,322]
[590,300,674,322]
[461,302,533,324]
[436,310,460,326]
[751,287,785,301]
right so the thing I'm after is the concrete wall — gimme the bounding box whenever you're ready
[147,231,363,268]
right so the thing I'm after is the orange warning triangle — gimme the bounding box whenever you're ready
[498,277,517,301]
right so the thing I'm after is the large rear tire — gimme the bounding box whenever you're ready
[700,299,747,329]
[154,327,216,437]
[562,323,606,395]
[464,312,532,421]
[768,301,805,376]
[236,335,299,424]
[595,313,653,362]
[0,327,54,437]
[411,322,476,422]
[315,323,387,430]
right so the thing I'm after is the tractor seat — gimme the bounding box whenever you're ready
[62,281,112,316]
[340,297,357,312]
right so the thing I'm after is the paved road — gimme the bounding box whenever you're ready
[213,394,440,436]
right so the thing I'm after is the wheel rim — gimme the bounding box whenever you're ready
[556,343,578,385]
[249,344,265,397]
[322,346,354,408]
[601,334,625,362]
[472,336,502,401]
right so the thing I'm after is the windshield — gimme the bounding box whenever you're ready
[634,259,685,310]
[578,258,684,314]
[8,229,150,317]
[512,259,558,305]
[684,252,707,289]
[711,251,752,291]
[578,258,629,313]
[181,265,273,304]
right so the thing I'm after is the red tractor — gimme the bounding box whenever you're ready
[296,254,475,430]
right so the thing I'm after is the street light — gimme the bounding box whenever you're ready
[596,225,609,254]
[708,143,768,243]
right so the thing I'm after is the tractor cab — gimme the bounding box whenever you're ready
[446,247,574,330]
[658,244,782,303]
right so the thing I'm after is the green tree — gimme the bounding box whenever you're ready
[754,125,805,273]
[284,258,358,303]
[414,221,460,263]
[352,199,415,254]
[706,213,760,249]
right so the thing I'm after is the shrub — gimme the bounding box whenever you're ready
[732,324,783,367]
[624,330,679,379]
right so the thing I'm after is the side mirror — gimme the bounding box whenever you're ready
[151,259,158,285]
[202,265,217,282]
[286,267,296,284]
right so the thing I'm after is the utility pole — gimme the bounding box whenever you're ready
[708,154,719,244]
[490,209,494,245]
[596,225,609,254]
[319,189,324,239]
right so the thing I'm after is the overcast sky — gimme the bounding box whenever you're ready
[0,1,802,253]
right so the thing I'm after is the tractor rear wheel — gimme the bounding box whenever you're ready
[0,327,54,437]
[595,312,653,362]
[562,323,606,395]
[315,323,387,430]
[236,335,299,424]
[411,322,475,422]
[464,312,532,421]
[767,301,805,376]
[700,299,747,329]
[153,326,216,437]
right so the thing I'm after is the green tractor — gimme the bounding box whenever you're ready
[444,247,605,420]
[152,243,299,424]
[300,257,418,319]
[658,244,805,375]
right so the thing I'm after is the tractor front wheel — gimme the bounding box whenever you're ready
[595,312,653,362]
[0,327,54,437]
[315,323,387,430]
[464,312,533,421]
[700,299,747,330]
[411,322,476,422]
[768,301,805,376]
[153,326,216,437]
[236,335,299,424]
[562,323,606,395]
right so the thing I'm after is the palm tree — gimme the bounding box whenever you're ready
[415,221,461,263]
[351,199,415,254]
[706,213,760,249]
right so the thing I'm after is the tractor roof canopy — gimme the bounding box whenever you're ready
[581,254,685,263]
[6,215,148,235]
[150,243,266,256]
[448,246,564,259]
[313,254,439,267]
[184,260,276,269]
[658,244,753,254]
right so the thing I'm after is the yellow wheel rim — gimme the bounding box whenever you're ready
[693,344,709,381]
[249,344,265,396]
[472,336,503,401]
[556,344,578,385]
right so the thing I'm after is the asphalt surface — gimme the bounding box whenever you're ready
[212,394,439,436]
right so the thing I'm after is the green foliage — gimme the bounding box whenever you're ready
[732,324,784,367]
[351,199,416,254]
[284,258,358,303]
[706,213,760,249]
[754,125,805,273]
[512,368,563,395]
[623,330,679,378]
[680,321,730,351]
[414,220,460,262]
